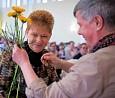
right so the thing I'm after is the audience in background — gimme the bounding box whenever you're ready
[73,43,88,59]
[48,42,58,56]
[64,41,78,60]
[58,42,65,60]
[0,37,6,53]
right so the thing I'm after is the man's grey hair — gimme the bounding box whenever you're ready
[73,0,115,30]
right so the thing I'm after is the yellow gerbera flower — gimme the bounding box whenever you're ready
[7,11,17,17]
[26,18,31,23]
[18,15,27,23]
[12,6,25,13]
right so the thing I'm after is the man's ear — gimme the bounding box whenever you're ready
[94,15,104,30]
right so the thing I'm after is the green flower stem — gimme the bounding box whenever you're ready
[7,64,19,98]
[16,76,21,98]
[15,17,19,43]
[15,17,18,33]
[2,28,11,51]
[20,22,24,47]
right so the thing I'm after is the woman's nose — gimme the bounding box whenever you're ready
[36,36,42,42]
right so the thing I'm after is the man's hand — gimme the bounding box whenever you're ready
[41,53,63,69]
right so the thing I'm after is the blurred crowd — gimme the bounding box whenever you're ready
[46,41,89,60]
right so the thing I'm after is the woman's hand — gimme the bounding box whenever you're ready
[41,53,63,69]
[12,44,30,68]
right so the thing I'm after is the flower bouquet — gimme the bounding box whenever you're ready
[0,6,30,98]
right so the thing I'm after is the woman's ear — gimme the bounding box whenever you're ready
[25,28,28,35]
[94,15,104,30]
[25,28,29,39]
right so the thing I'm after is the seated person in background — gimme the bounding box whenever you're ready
[58,42,65,60]
[73,43,88,59]
[64,41,77,60]
[0,37,6,53]
[48,42,58,56]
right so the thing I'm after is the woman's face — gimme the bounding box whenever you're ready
[26,25,51,53]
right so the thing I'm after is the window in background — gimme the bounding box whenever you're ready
[11,0,16,6]
[52,0,63,1]
[51,0,57,1]
[17,0,21,6]
[58,0,63,1]
[28,0,34,7]
[37,0,42,3]
[7,0,10,8]
[22,0,27,5]
[2,0,7,8]
[42,0,47,3]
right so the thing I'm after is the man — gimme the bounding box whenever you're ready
[73,43,88,59]
[12,0,115,97]
[64,41,77,60]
